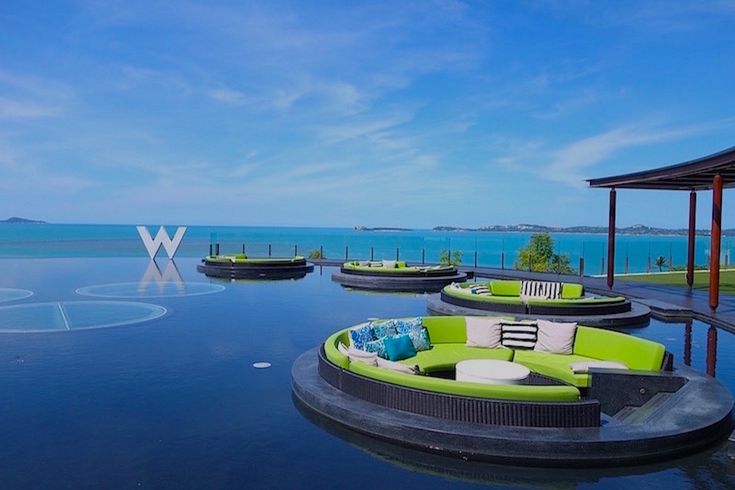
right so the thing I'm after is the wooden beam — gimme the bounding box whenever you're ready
[709,174,723,310]
[607,188,616,288]
[687,190,696,288]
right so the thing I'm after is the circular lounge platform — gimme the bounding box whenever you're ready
[197,254,314,279]
[430,279,649,327]
[332,260,467,292]
[292,316,734,467]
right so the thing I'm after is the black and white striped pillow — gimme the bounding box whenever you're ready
[520,281,562,299]
[501,321,538,349]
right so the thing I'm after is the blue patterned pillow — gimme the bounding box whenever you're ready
[407,327,431,351]
[370,319,397,339]
[349,324,375,351]
[395,317,423,335]
[365,337,389,359]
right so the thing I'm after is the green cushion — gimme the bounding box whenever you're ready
[561,283,584,299]
[513,350,596,387]
[490,280,522,296]
[442,286,525,305]
[348,361,580,402]
[525,296,625,306]
[421,316,469,343]
[573,326,665,371]
[398,343,513,372]
[324,329,351,369]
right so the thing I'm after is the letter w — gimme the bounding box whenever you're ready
[137,226,187,259]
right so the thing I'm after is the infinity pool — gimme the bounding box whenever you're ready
[0,258,733,488]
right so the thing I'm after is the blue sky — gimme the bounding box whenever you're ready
[1,0,734,228]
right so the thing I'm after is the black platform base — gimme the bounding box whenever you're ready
[197,261,314,279]
[292,348,733,467]
[331,270,467,292]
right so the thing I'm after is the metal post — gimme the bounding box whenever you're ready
[579,257,584,277]
[396,247,399,261]
[421,248,425,264]
[474,250,477,268]
[209,244,213,256]
[215,243,220,255]
[320,245,323,259]
[345,246,349,261]
[242,243,246,254]
[371,247,374,261]
[294,245,298,256]
[687,190,697,288]
[607,187,616,288]
[268,244,272,257]
[710,174,723,310]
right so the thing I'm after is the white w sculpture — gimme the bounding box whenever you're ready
[137,226,187,259]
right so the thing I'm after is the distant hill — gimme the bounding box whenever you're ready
[433,223,734,236]
[0,217,46,224]
[354,226,413,232]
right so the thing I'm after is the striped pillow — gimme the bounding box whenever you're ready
[520,281,562,299]
[501,321,538,349]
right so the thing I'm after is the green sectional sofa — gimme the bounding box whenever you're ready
[323,316,667,402]
[342,260,456,276]
[441,280,631,316]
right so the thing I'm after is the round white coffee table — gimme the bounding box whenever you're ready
[455,359,530,385]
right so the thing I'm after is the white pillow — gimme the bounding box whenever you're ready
[382,260,397,268]
[339,343,378,366]
[465,317,502,348]
[571,360,627,373]
[534,319,577,354]
[376,357,417,374]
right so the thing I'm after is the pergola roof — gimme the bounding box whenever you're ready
[588,146,735,191]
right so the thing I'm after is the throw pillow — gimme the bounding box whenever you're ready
[501,321,538,349]
[406,327,431,351]
[382,260,397,268]
[395,317,423,335]
[348,324,375,350]
[465,317,502,348]
[347,347,378,366]
[364,337,389,359]
[370,319,397,339]
[376,357,418,374]
[534,319,577,355]
[570,360,627,373]
[384,334,417,361]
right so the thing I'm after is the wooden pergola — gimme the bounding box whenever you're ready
[588,146,735,310]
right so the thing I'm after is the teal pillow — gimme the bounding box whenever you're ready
[384,334,417,361]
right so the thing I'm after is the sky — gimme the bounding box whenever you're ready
[1,0,735,229]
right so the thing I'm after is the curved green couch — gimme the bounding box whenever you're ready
[441,280,631,315]
[204,254,306,264]
[342,260,456,275]
[324,316,666,402]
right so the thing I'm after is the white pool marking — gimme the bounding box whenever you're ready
[253,362,271,369]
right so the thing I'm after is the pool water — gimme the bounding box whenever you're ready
[0,258,733,489]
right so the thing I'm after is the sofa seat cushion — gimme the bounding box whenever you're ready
[397,343,513,372]
[347,361,580,402]
[512,350,598,387]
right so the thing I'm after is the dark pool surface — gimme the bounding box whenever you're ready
[0,258,733,489]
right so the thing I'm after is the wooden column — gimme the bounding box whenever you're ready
[709,175,723,310]
[686,190,696,288]
[607,188,616,288]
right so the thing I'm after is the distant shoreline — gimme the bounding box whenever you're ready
[433,224,734,237]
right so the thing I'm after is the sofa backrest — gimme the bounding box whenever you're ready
[421,316,468,344]
[561,283,584,299]
[573,326,665,371]
[490,280,522,296]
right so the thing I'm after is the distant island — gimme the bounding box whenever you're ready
[433,223,735,237]
[0,217,46,224]
[354,225,413,232]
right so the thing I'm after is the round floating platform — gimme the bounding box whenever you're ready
[427,294,651,328]
[197,256,314,279]
[332,270,467,292]
[0,301,167,333]
[0,288,33,304]
[292,347,734,467]
[76,281,225,298]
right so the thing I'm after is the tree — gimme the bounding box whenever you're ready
[439,248,462,266]
[655,255,667,272]
[514,233,575,274]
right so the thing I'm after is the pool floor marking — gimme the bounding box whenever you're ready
[57,302,71,330]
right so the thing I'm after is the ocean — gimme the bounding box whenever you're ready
[0,223,731,274]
